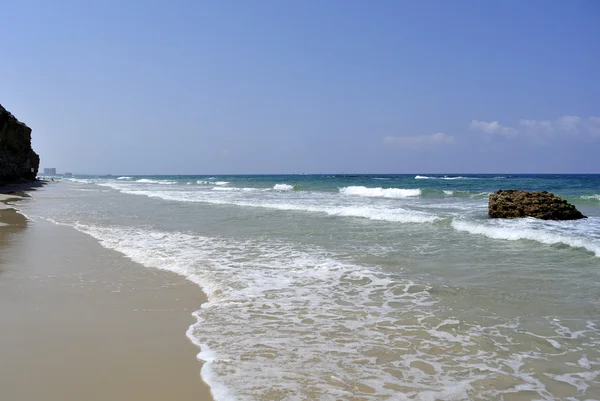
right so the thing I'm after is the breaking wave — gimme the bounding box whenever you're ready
[340,186,421,198]
[273,184,294,191]
[135,178,177,185]
[451,219,600,257]
[415,175,471,180]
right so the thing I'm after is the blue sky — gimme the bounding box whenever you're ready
[2,0,599,174]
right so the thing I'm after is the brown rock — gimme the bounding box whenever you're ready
[489,190,586,220]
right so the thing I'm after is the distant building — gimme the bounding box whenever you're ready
[44,168,57,175]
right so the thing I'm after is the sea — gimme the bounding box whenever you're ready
[19,174,600,400]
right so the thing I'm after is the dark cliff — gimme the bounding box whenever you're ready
[0,104,40,183]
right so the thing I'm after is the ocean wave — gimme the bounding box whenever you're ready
[451,219,600,257]
[67,178,95,184]
[112,188,437,224]
[61,222,599,401]
[211,187,258,192]
[135,178,177,185]
[197,180,230,186]
[415,175,475,180]
[61,224,479,401]
[212,185,293,192]
[580,194,600,202]
[419,189,489,199]
[273,184,294,191]
[340,186,421,198]
[117,176,133,180]
[471,191,492,199]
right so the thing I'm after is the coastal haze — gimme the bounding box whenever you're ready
[1,1,600,401]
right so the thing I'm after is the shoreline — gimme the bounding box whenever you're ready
[0,186,215,401]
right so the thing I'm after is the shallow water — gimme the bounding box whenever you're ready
[22,174,600,400]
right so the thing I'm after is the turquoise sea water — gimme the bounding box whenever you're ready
[22,174,600,400]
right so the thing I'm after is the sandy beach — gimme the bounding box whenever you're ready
[0,187,214,401]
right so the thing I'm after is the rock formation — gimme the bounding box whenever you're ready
[0,104,40,183]
[489,190,586,220]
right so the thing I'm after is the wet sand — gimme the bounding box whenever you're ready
[0,191,214,401]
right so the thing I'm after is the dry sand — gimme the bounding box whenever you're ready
[0,190,214,401]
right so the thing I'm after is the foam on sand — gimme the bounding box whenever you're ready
[53,222,600,401]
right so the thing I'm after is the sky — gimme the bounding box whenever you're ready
[1,0,599,174]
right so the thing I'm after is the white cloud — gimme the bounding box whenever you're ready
[470,120,517,136]
[518,119,553,134]
[556,115,581,133]
[584,117,600,137]
[383,132,455,148]
[471,116,600,139]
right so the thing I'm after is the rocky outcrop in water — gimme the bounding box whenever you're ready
[489,190,586,220]
[0,104,39,183]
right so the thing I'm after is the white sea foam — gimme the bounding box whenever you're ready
[451,219,600,257]
[340,186,421,198]
[24,177,600,401]
[211,187,258,192]
[197,180,230,186]
[135,178,177,185]
[273,183,294,191]
[111,188,438,224]
[117,176,133,180]
[67,224,437,400]
[443,190,454,195]
[66,178,95,184]
[40,221,600,401]
[415,175,474,180]
[581,194,600,201]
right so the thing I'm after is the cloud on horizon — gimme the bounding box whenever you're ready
[470,120,517,136]
[383,133,455,149]
[471,116,600,140]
